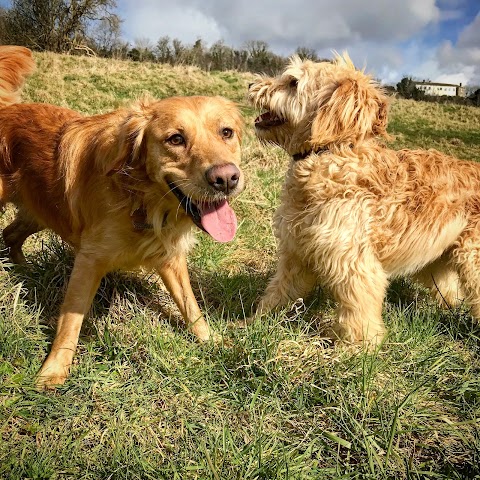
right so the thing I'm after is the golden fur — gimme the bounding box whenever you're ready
[0,46,35,107]
[0,46,244,387]
[247,53,480,344]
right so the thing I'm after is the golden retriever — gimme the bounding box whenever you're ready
[247,53,480,345]
[0,46,244,387]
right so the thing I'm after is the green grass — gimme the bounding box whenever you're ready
[388,99,480,162]
[1,52,480,479]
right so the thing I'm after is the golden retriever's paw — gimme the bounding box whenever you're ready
[36,373,67,391]
[191,325,224,345]
[189,319,213,342]
[36,363,69,390]
[199,330,230,347]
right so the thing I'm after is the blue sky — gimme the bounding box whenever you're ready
[2,0,479,86]
[428,0,478,45]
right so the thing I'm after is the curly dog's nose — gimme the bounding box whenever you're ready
[206,163,240,194]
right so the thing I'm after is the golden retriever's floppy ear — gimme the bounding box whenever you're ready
[105,110,150,176]
[311,76,389,147]
[60,101,151,200]
[104,100,154,176]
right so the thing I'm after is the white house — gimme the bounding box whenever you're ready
[415,81,466,97]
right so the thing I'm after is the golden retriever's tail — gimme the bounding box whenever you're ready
[0,46,35,108]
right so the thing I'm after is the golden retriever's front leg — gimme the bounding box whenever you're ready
[157,254,212,341]
[36,253,106,389]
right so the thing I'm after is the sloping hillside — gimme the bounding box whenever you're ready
[1,51,479,480]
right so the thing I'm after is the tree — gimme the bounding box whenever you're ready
[155,36,172,64]
[245,40,268,71]
[396,77,424,100]
[2,0,121,53]
[465,85,480,97]
[295,46,319,61]
[129,37,154,62]
[89,14,122,56]
[172,38,185,64]
[0,8,8,43]
[189,38,205,67]
[209,40,234,71]
[469,88,480,107]
[244,40,283,74]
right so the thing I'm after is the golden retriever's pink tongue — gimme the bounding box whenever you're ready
[199,200,237,242]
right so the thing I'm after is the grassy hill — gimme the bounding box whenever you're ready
[1,51,480,479]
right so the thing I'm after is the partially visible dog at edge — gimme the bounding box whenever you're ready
[0,46,244,388]
[247,52,480,346]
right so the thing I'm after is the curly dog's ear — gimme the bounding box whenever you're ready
[372,98,389,137]
[311,77,389,147]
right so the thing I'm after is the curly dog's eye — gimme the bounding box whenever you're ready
[290,79,298,88]
[167,134,185,146]
[221,128,234,139]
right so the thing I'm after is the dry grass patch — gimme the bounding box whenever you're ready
[23,51,253,114]
[388,99,480,161]
[0,52,479,479]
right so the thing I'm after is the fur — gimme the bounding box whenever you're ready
[0,46,35,107]
[247,53,480,344]
[0,46,244,387]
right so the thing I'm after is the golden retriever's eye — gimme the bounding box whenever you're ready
[290,78,298,88]
[221,128,234,139]
[167,134,185,146]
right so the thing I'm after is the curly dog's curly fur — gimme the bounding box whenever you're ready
[248,53,480,344]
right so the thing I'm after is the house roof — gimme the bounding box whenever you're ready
[415,81,460,87]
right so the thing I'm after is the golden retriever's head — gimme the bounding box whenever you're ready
[115,95,244,242]
[248,53,389,156]
[63,95,244,242]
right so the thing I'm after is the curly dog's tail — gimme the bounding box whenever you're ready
[0,46,35,108]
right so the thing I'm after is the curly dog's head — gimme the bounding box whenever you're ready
[248,53,389,156]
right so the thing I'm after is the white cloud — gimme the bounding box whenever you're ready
[118,0,221,46]
[436,68,475,85]
[119,0,440,51]
[434,13,480,86]
[457,12,480,47]
[116,0,480,86]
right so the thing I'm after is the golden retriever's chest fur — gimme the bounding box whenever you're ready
[77,204,196,271]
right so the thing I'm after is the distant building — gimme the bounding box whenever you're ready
[415,81,466,97]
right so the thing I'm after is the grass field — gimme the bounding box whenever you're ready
[1,52,480,479]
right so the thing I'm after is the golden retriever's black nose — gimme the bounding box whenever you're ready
[206,164,240,194]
